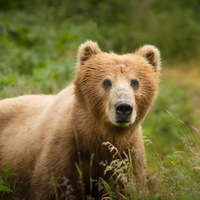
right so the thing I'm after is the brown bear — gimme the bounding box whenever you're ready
[0,41,160,199]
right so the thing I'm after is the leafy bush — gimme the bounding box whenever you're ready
[1,0,200,62]
[0,11,103,97]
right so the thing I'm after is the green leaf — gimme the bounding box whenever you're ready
[0,185,13,193]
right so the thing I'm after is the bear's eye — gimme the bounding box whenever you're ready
[130,79,139,90]
[102,79,112,91]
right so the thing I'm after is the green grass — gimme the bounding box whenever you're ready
[145,121,200,200]
[144,81,194,155]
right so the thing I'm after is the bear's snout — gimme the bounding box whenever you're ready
[115,101,133,122]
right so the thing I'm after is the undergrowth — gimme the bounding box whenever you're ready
[0,166,17,200]
[98,117,200,200]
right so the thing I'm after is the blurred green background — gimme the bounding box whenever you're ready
[0,0,200,157]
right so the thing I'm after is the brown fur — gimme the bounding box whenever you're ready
[0,41,160,199]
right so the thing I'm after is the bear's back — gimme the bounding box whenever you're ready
[0,94,54,131]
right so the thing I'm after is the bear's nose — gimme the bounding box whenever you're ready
[115,101,133,121]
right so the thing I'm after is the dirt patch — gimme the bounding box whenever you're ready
[162,65,200,129]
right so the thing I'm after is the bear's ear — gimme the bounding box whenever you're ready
[78,40,101,65]
[135,45,161,72]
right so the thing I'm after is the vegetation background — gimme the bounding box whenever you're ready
[0,0,200,199]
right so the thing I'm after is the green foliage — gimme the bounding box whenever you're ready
[99,135,200,200]
[0,166,15,200]
[147,129,200,200]
[1,0,200,62]
[0,10,103,96]
[68,0,199,61]
[143,81,194,155]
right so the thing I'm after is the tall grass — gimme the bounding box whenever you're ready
[98,117,200,200]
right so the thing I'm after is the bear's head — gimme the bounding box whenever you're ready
[74,41,160,131]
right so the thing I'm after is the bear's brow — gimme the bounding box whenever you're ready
[114,57,131,65]
[120,65,125,73]
[115,61,127,73]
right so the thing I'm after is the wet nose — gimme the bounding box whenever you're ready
[115,101,133,120]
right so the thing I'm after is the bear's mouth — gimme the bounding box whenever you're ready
[114,120,131,127]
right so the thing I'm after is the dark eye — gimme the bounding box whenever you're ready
[102,79,112,91]
[131,79,139,90]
